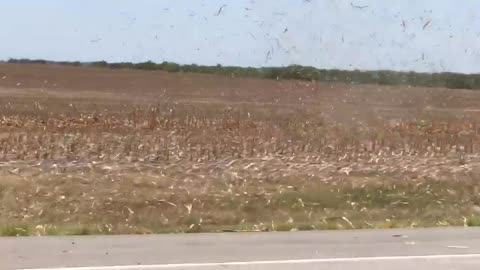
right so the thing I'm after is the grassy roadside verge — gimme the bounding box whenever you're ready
[2,170,480,236]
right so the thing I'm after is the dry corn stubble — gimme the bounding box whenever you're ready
[2,88,480,234]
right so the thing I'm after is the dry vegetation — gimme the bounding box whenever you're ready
[1,64,480,235]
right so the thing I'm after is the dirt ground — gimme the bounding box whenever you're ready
[1,63,480,235]
[2,63,480,123]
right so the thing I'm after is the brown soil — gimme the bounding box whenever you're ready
[1,63,480,123]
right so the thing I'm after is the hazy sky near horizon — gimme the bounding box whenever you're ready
[1,0,479,73]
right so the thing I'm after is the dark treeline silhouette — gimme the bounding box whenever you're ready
[5,58,480,90]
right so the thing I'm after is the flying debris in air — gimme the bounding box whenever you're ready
[423,20,431,30]
[215,5,227,16]
[351,2,369,9]
[274,38,281,48]
[265,50,271,63]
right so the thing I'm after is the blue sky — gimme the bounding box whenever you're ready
[1,0,479,73]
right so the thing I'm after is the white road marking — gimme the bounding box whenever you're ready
[22,253,480,270]
[446,245,469,249]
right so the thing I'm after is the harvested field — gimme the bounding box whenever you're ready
[1,63,480,235]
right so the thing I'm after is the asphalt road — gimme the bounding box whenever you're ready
[3,228,480,270]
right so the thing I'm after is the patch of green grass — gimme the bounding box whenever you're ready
[315,222,342,230]
[274,223,295,232]
[0,225,30,236]
[273,188,343,209]
[297,224,316,231]
[467,216,480,227]
[65,226,95,236]
[1,177,476,236]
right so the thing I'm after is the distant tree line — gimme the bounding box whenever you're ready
[5,58,480,90]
